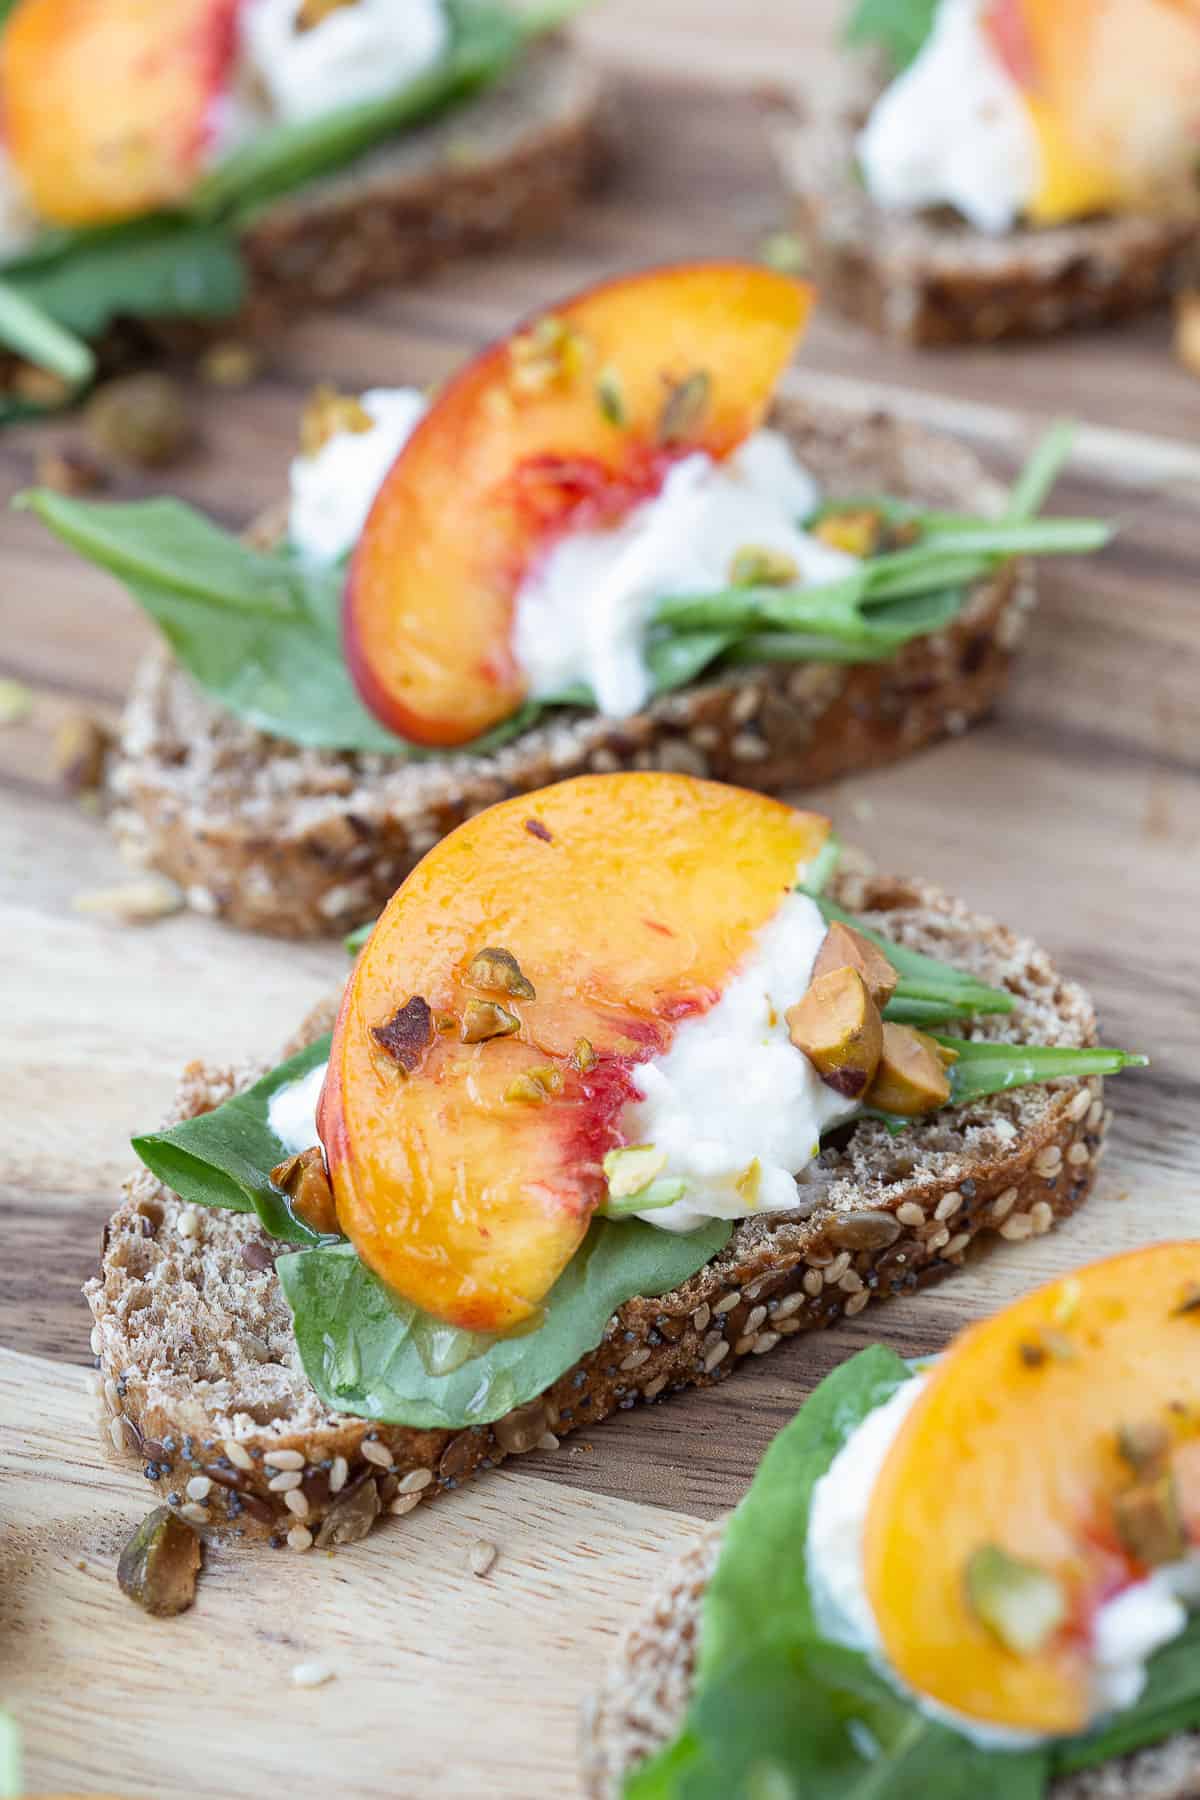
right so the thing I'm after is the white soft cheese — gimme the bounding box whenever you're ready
[268,1061,329,1153]
[238,0,450,125]
[511,429,856,719]
[807,1373,1200,1748]
[623,888,859,1232]
[857,0,1039,235]
[287,386,427,562]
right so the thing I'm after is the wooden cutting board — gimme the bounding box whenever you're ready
[1,8,1198,1795]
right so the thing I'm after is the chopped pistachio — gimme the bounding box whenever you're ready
[760,230,810,274]
[1018,1340,1047,1369]
[300,384,374,456]
[603,1144,668,1201]
[787,966,883,1099]
[600,1176,687,1218]
[200,341,261,389]
[1116,1420,1170,1474]
[965,1545,1067,1656]
[86,373,192,469]
[505,1066,565,1103]
[596,366,626,427]
[296,0,357,30]
[117,1507,202,1616]
[0,679,32,726]
[509,315,587,396]
[461,999,520,1044]
[812,507,886,559]
[865,1024,952,1116]
[270,1146,339,1236]
[572,1037,597,1073]
[1114,1472,1184,1568]
[811,920,898,1010]
[467,946,535,1001]
[657,370,710,445]
[729,544,800,588]
[52,711,110,792]
[1173,1283,1200,1316]
[371,996,434,1072]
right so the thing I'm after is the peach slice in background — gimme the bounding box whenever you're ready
[865,1242,1200,1735]
[345,262,812,747]
[984,0,1200,224]
[318,773,829,1333]
[3,0,240,226]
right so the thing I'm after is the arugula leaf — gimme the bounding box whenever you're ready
[191,2,526,222]
[16,489,534,756]
[844,0,940,72]
[814,895,1015,1018]
[940,1038,1149,1106]
[0,278,94,386]
[133,1034,332,1246]
[1,218,244,340]
[277,1216,728,1429]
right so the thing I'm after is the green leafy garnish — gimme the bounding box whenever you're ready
[629,1346,1200,1799]
[278,1216,727,1429]
[844,0,940,73]
[0,276,94,392]
[939,1037,1148,1107]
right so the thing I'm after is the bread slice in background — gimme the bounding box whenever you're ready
[772,63,1199,347]
[109,399,1029,936]
[580,1524,1200,1800]
[86,867,1109,1551]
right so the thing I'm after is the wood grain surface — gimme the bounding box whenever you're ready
[1,5,1198,1794]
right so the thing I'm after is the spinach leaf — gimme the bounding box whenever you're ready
[844,0,940,72]
[191,2,525,222]
[699,1343,911,1677]
[1,217,244,340]
[17,489,535,756]
[277,1215,728,1429]
[939,1038,1148,1106]
[133,1033,332,1246]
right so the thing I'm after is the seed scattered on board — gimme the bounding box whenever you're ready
[291,1660,336,1689]
[469,1539,498,1578]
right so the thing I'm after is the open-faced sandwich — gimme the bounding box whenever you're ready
[24,262,1108,935]
[86,772,1144,1553]
[775,0,1200,345]
[584,1241,1200,1800]
[0,0,599,417]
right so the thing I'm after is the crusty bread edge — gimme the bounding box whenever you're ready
[772,73,1199,347]
[85,873,1110,1552]
[108,399,1030,937]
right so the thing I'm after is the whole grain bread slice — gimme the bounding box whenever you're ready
[772,61,1199,347]
[108,398,1029,936]
[579,1525,1200,1800]
[85,866,1110,1553]
[0,37,604,398]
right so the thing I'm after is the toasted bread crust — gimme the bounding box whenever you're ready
[85,870,1109,1551]
[108,400,1028,936]
[580,1527,1200,1800]
[774,73,1199,346]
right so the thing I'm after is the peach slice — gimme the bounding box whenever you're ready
[344,263,812,747]
[3,0,239,226]
[318,773,829,1332]
[864,1243,1200,1735]
[984,0,1200,224]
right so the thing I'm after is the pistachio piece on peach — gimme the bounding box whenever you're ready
[595,365,625,427]
[371,996,434,1072]
[786,965,883,1099]
[271,1147,339,1237]
[965,1545,1066,1657]
[461,999,520,1044]
[467,946,536,1001]
[572,1037,597,1073]
[1117,1419,1170,1474]
[505,1066,565,1104]
[811,920,898,1009]
[603,1145,668,1201]
[118,1506,202,1616]
[812,506,886,559]
[865,1023,952,1116]
[729,543,799,588]
[1114,1472,1184,1568]
[657,369,710,444]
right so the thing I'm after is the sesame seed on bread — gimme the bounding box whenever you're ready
[579,1525,1200,1800]
[107,400,1030,937]
[772,60,1199,347]
[85,867,1110,1553]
